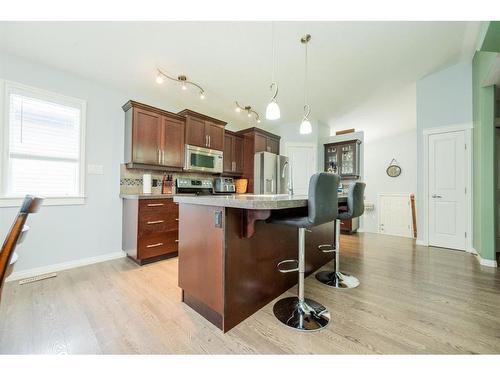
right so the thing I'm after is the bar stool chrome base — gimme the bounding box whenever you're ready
[315,270,360,289]
[273,297,330,331]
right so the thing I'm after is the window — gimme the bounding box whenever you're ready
[1,81,86,205]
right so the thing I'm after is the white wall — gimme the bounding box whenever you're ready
[0,51,183,274]
[325,84,417,234]
[363,129,417,233]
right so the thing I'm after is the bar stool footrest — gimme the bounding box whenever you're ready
[277,259,299,273]
[317,244,336,253]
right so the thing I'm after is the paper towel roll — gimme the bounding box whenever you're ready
[142,174,152,194]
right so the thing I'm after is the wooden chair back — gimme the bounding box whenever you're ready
[0,195,42,303]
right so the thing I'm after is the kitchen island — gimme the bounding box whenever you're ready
[174,194,346,332]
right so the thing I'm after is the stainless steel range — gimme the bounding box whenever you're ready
[176,177,213,195]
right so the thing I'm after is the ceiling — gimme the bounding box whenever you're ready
[0,21,480,132]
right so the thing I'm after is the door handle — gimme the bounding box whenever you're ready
[432,194,443,198]
[205,135,208,147]
[158,149,161,164]
[208,135,211,148]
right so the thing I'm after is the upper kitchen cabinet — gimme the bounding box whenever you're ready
[237,127,281,192]
[223,130,244,175]
[178,109,226,151]
[122,100,186,170]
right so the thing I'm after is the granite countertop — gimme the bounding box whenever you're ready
[173,194,310,209]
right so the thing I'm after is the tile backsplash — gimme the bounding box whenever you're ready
[119,164,213,195]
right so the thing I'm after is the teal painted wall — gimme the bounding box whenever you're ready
[416,62,473,242]
[472,51,497,261]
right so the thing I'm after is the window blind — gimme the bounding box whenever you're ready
[6,91,82,197]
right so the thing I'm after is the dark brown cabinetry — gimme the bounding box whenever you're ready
[237,127,281,193]
[223,130,244,175]
[123,101,186,170]
[178,109,226,151]
[122,198,179,265]
[324,139,361,179]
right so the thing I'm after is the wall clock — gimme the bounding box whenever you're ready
[386,159,401,178]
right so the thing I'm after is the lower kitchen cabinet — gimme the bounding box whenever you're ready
[122,198,179,264]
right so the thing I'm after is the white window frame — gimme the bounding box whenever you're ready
[0,80,86,207]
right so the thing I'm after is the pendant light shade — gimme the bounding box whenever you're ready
[266,97,281,120]
[300,119,312,134]
[266,23,281,120]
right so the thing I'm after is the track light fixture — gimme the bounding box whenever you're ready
[156,68,206,99]
[235,102,261,123]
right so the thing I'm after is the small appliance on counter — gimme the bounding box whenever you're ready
[214,177,236,194]
[176,177,213,195]
[142,174,152,194]
[161,173,174,194]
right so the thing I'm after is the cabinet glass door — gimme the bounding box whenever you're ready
[341,144,354,175]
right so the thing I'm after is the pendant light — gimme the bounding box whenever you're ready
[266,22,281,120]
[299,34,312,135]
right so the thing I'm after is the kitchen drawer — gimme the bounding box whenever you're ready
[139,210,178,234]
[138,231,179,259]
[139,198,178,215]
[138,217,178,236]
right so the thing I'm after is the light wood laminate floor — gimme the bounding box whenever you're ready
[1,232,499,354]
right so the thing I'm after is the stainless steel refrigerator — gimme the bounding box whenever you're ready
[254,152,290,194]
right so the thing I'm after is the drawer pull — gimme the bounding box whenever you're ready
[175,239,179,243]
[147,203,164,207]
[175,218,179,221]
[147,220,164,225]
[146,242,163,248]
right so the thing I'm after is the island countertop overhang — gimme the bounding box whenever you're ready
[173,194,309,209]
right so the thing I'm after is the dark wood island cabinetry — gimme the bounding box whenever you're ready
[174,194,346,332]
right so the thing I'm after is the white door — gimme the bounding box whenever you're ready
[428,131,466,250]
[285,143,316,195]
[378,194,413,238]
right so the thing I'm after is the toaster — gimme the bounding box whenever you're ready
[214,177,236,193]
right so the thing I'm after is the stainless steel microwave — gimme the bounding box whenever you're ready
[184,145,223,173]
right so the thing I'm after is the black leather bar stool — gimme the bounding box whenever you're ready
[267,172,340,331]
[316,182,365,289]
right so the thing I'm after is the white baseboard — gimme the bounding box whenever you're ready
[6,251,127,282]
[415,240,427,246]
[470,248,497,268]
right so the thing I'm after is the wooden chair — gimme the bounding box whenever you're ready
[0,195,42,303]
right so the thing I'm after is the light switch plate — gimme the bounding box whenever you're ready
[87,164,104,175]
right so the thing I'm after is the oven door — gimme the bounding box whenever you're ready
[185,145,223,173]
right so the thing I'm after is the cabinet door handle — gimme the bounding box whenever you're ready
[147,220,164,225]
[158,149,161,164]
[146,242,163,248]
[205,135,208,147]
[175,239,179,243]
[162,150,165,165]
[208,135,211,148]
[147,203,164,207]
[175,218,179,221]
